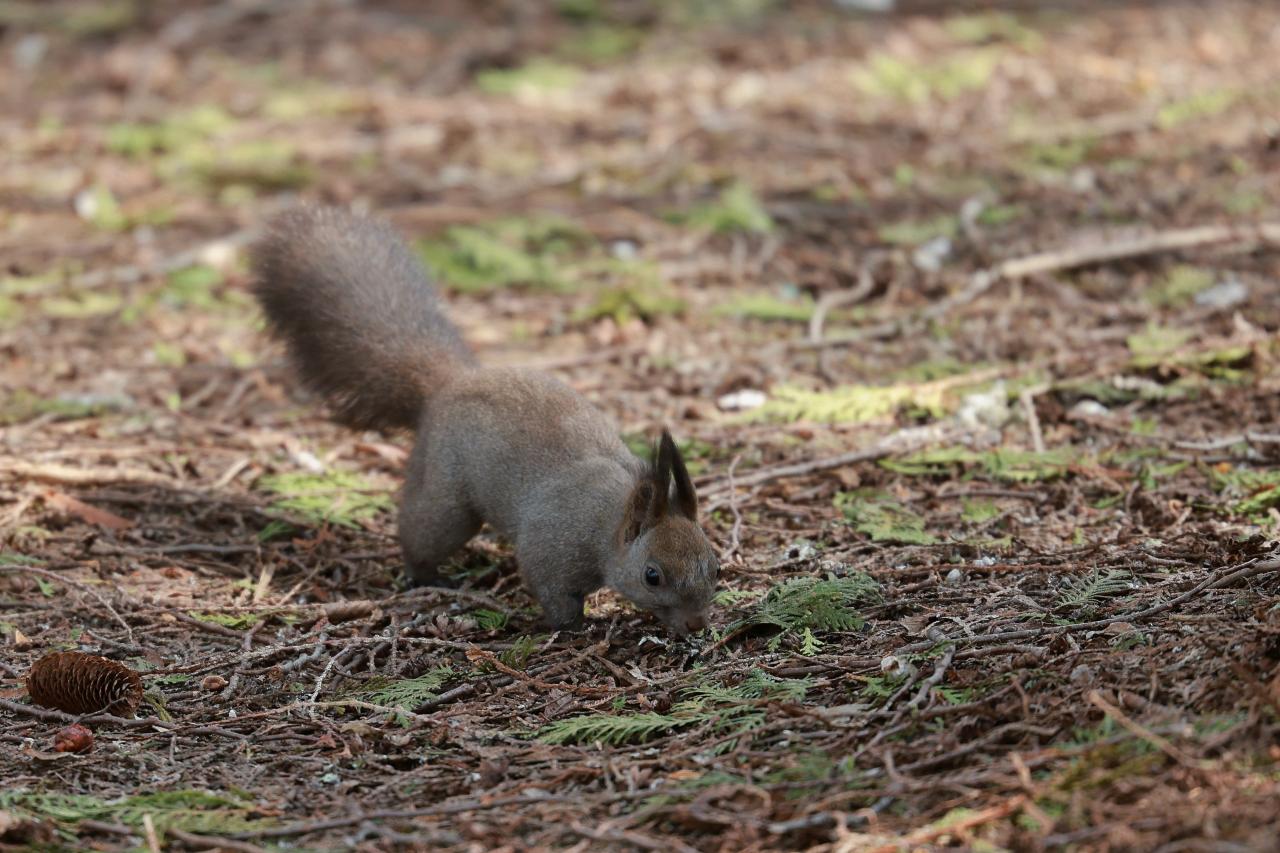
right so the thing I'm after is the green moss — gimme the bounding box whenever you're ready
[1126,324,1193,365]
[258,470,394,528]
[107,105,235,159]
[853,49,1001,104]
[62,0,138,36]
[881,447,1076,483]
[39,291,123,319]
[185,139,311,191]
[476,59,582,96]
[0,390,122,426]
[560,25,643,63]
[976,203,1024,226]
[1020,137,1094,173]
[837,491,936,545]
[555,0,601,21]
[661,0,778,25]
[418,217,589,293]
[1209,467,1280,517]
[714,292,814,322]
[961,499,1001,523]
[944,12,1042,48]
[747,374,982,425]
[1145,266,1213,308]
[674,182,774,234]
[1157,88,1240,130]
[1223,188,1266,215]
[108,106,309,193]
[877,215,957,246]
[575,261,685,324]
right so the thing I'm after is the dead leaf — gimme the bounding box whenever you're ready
[41,490,133,531]
[355,441,409,464]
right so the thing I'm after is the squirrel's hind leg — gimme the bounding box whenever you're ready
[399,478,480,589]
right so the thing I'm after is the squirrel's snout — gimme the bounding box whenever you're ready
[660,609,708,636]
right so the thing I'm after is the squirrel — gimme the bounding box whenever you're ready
[249,206,719,635]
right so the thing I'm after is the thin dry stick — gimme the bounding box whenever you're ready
[724,454,745,561]
[1,461,184,489]
[907,644,955,711]
[807,254,880,344]
[702,423,961,497]
[993,222,1280,280]
[1087,690,1196,766]
[796,221,1280,351]
[1019,386,1047,455]
[141,815,161,853]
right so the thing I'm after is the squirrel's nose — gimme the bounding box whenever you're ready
[684,612,708,633]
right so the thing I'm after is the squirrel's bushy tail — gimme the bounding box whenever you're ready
[250,206,473,431]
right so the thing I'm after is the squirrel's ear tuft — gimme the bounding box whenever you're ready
[649,432,673,522]
[664,430,697,520]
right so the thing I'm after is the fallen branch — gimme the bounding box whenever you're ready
[1087,690,1196,766]
[2,461,185,489]
[702,423,959,497]
[793,220,1280,351]
[991,221,1280,280]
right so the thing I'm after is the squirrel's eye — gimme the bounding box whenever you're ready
[644,565,662,587]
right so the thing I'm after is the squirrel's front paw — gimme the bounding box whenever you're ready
[403,566,461,590]
[544,593,585,632]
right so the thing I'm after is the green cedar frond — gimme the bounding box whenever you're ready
[1055,570,1133,611]
[0,789,273,835]
[538,710,697,746]
[748,573,880,635]
[359,666,455,710]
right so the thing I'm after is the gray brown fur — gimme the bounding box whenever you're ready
[251,206,719,634]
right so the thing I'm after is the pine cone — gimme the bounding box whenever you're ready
[25,652,143,717]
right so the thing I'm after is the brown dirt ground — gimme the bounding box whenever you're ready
[2,1,1279,850]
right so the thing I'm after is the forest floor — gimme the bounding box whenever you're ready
[2,1,1280,850]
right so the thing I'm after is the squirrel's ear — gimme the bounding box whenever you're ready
[621,480,655,542]
[649,432,673,522]
[663,430,697,520]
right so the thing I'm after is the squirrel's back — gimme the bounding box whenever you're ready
[250,206,473,430]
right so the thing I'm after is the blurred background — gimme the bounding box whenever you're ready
[2,0,1276,438]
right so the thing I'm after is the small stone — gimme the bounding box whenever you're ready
[945,568,964,585]
[1068,400,1111,420]
[198,239,241,271]
[320,772,340,785]
[1194,278,1248,309]
[957,381,1011,430]
[912,235,953,272]
[833,0,895,11]
[610,240,638,261]
[717,389,767,412]
[880,654,908,677]
[13,34,48,71]
[1070,168,1097,193]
